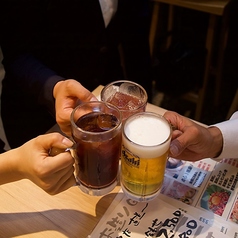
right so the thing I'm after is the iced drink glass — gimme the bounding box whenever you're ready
[121,112,172,202]
[71,101,122,196]
[101,80,148,121]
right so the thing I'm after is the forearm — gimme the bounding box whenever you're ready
[6,54,63,90]
[0,2,64,115]
[4,54,64,115]
[207,126,223,158]
[0,149,24,185]
[212,112,238,160]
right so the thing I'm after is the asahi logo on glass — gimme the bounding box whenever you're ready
[122,145,140,168]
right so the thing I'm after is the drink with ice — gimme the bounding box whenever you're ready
[101,80,148,121]
[71,101,122,196]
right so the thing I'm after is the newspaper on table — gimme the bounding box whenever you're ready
[89,157,238,237]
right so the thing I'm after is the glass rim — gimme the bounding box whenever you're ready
[101,80,148,111]
[70,101,122,135]
[123,112,172,148]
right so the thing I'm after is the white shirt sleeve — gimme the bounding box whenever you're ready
[212,111,238,160]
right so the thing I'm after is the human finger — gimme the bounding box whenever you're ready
[63,79,97,102]
[37,133,74,152]
[54,80,97,135]
[164,111,195,131]
[43,165,76,195]
[169,125,201,158]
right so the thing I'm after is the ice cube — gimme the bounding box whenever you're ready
[97,114,118,130]
[126,100,139,110]
[111,92,129,109]
[119,82,141,96]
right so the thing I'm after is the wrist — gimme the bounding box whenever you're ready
[0,148,25,185]
[208,126,223,158]
[53,80,65,99]
[9,148,25,179]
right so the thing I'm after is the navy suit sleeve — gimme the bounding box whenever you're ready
[4,54,64,116]
[0,1,64,116]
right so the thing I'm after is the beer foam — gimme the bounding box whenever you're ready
[125,115,170,146]
[123,114,171,157]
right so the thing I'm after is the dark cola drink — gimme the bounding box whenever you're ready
[73,112,122,190]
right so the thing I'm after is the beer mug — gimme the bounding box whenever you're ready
[120,112,172,202]
[71,101,122,196]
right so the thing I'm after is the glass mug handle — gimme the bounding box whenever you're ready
[49,146,80,186]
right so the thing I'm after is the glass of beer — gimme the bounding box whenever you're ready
[120,112,172,202]
[101,80,148,121]
[71,101,122,196]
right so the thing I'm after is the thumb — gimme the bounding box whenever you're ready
[69,80,98,102]
[169,138,185,157]
[41,133,74,151]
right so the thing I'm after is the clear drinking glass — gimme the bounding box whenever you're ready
[71,101,122,196]
[101,80,148,122]
[120,112,172,202]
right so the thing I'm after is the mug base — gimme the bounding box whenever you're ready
[121,182,161,202]
[78,180,117,196]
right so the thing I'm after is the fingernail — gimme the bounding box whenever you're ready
[170,143,179,156]
[90,96,98,101]
[62,137,74,147]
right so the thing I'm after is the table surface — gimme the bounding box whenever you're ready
[0,85,167,238]
[152,0,230,16]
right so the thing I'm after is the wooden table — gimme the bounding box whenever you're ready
[0,85,167,238]
[149,0,231,121]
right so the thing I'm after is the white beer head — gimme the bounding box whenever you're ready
[123,112,172,158]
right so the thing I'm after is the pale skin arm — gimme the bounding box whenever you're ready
[0,133,76,195]
[53,79,98,136]
[164,111,223,161]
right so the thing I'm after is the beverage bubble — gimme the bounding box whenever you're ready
[125,115,170,146]
[124,113,171,158]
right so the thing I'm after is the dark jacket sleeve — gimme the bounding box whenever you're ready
[0,1,64,116]
[2,53,64,116]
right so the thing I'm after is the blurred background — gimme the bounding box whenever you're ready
[0,47,10,150]
[149,0,238,125]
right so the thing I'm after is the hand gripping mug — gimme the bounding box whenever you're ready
[71,101,122,196]
[120,112,172,202]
